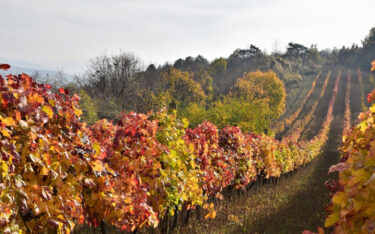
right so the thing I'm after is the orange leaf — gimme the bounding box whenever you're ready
[30,93,45,105]
[78,215,85,225]
[372,60,375,71]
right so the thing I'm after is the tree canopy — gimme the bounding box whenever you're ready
[229,70,286,119]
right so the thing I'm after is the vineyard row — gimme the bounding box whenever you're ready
[275,71,322,137]
[284,71,331,140]
[0,68,340,233]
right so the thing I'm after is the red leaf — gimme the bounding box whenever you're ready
[368,89,375,103]
[0,64,11,70]
[58,88,65,94]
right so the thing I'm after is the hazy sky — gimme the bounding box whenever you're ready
[1,0,375,74]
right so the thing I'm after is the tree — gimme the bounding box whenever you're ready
[208,58,227,75]
[285,42,309,59]
[229,70,286,119]
[206,97,270,133]
[79,51,142,118]
[139,64,161,92]
[160,68,206,109]
[78,89,99,124]
[229,44,262,59]
[192,70,214,103]
[307,44,321,64]
[173,55,209,72]
[178,102,207,127]
[360,27,375,69]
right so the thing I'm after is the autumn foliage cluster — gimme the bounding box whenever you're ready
[0,65,339,233]
[324,68,375,233]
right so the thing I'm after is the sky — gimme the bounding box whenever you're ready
[1,0,375,74]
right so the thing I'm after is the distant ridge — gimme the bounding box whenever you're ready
[0,58,75,81]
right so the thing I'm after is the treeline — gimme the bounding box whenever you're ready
[34,27,375,135]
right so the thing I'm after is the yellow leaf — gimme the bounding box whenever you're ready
[359,121,367,132]
[57,222,64,234]
[0,128,11,138]
[332,191,347,207]
[1,161,8,178]
[124,197,132,204]
[228,214,240,222]
[204,210,216,219]
[73,107,83,117]
[324,212,339,227]
[40,167,49,176]
[350,168,370,186]
[2,117,16,126]
[364,205,375,216]
[92,160,104,173]
[41,105,53,118]
[93,142,101,155]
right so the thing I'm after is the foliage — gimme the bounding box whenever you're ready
[0,72,98,233]
[0,66,340,233]
[285,43,309,59]
[79,51,141,119]
[151,110,204,216]
[160,68,206,109]
[173,55,209,72]
[229,70,286,119]
[325,95,375,232]
[178,103,207,128]
[85,114,161,232]
[324,67,375,233]
[206,97,270,134]
[78,89,99,124]
[208,58,227,76]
